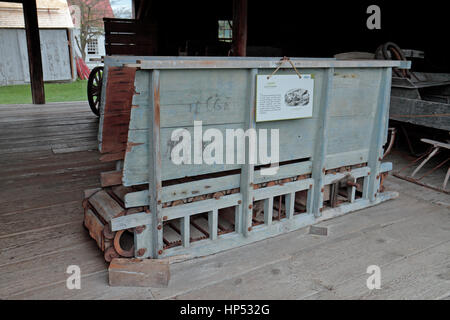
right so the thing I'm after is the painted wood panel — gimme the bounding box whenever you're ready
[0,29,72,86]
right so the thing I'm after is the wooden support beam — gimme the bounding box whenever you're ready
[23,0,45,104]
[232,0,248,57]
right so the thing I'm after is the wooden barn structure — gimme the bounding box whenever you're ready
[2,0,449,104]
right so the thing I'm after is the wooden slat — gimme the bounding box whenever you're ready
[100,170,123,187]
[88,190,124,223]
[100,67,136,155]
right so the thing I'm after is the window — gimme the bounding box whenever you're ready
[87,39,98,55]
[218,20,232,42]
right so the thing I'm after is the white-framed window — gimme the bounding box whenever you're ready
[87,38,98,54]
[218,20,232,42]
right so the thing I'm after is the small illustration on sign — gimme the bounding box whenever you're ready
[284,88,310,106]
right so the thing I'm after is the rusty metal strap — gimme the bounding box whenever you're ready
[267,56,303,79]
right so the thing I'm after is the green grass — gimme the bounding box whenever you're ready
[0,80,88,104]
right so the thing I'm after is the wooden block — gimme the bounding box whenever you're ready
[84,188,102,199]
[109,258,170,288]
[89,190,124,222]
[111,185,132,202]
[84,209,105,250]
[101,170,123,187]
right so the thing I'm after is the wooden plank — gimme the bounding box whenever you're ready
[8,271,154,299]
[124,160,313,208]
[390,96,450,131]
[311,68,334,216]
[0,222,85,267]
[0,244,105,298]
[366,68,392,201]
[253,178,313,201]
[180,216,190,248]
[111,194,242,231]
[0,200,83,237]
[208,209,218,240]
[130,69,250,129]
[137,58,410,70]
[88,190,124,223]
[100,170,123,187]
[100,67,136,154]
[109,258,170,288]
[239,68,256,237]
[264,197,273,226]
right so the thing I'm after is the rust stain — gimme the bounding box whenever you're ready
[153,76,161,127]
[101,67,137,155]
[126,142,144,152]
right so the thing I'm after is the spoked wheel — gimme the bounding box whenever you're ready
[87,66,104,117]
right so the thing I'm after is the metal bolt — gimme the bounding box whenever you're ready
[248,227,252,232]
[248,204,253,209]
[135,225,146,234]
[163,216,168,221]
[157,224,162,230]
[137,248,146,256]
[321,187,324,193]
[158,250,163,255]
[319,208,323,212]
[309,184,312,189]
[238,200,242,204]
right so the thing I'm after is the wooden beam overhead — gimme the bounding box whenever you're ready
[23,0,45,104]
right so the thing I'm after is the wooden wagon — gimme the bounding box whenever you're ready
[83,56,410,261]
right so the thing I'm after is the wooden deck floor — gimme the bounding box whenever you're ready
[0,102,449,299]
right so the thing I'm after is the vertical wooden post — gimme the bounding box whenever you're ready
[23,0,45,104]
[311,68,334,217]
[264,197,273,226]
[366,68,392,202]
[149,70,163,258]
[232,0,248,56]
[181,216,190,248]
[241,68,257,237]
[135,70,163,259]
[208,209,218,240]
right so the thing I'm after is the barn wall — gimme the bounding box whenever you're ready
[0,28,73,86]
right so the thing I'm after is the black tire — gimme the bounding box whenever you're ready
[87,66,104,117]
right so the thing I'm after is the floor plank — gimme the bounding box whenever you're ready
[0,102,448,300]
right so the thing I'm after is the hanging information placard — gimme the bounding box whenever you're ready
[256,74,314,122]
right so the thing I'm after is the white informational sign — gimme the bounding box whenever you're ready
[255,74,314,122]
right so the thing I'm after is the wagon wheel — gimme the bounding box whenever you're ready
[87,66,104,117]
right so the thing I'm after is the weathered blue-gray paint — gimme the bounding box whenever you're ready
[99,57,408,260]
[0,29,74,86]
